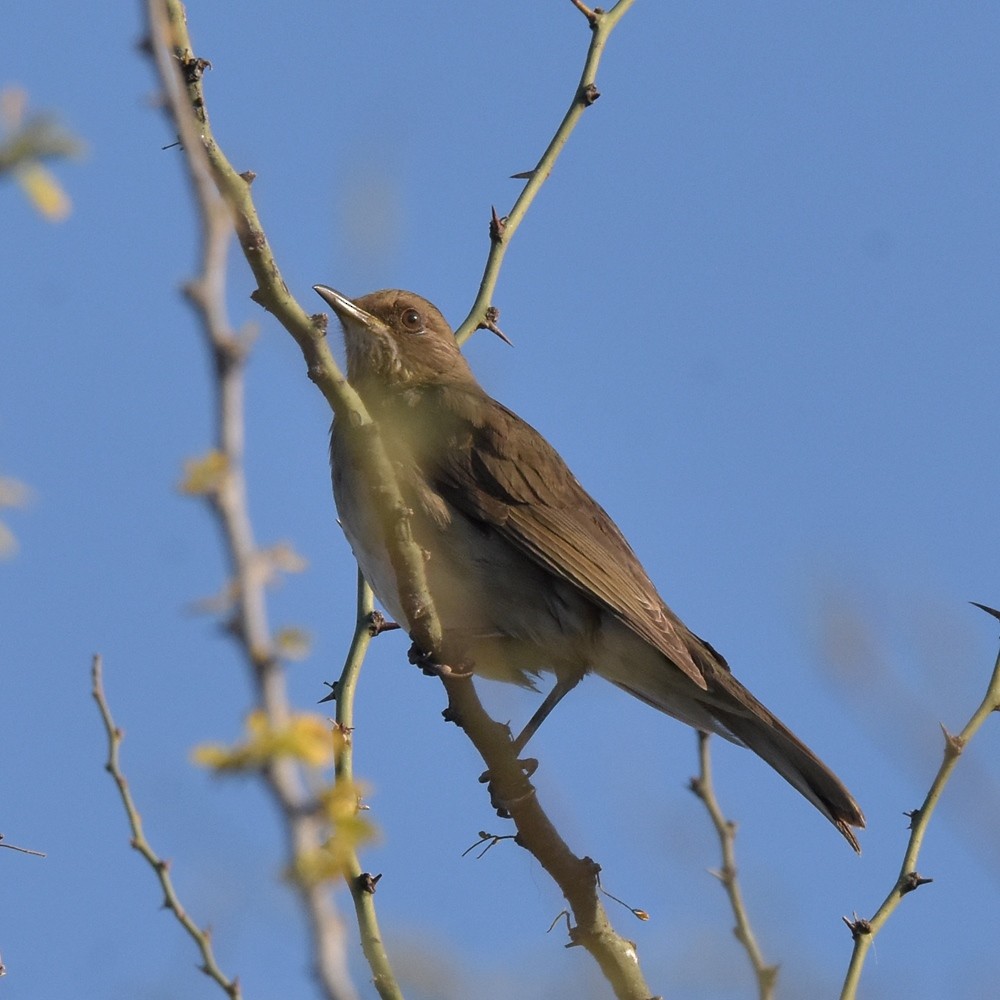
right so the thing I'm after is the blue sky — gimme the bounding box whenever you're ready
[3,3,1000,998]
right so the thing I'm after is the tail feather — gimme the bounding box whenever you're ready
[600,628,864,850]
[707,689,865,852]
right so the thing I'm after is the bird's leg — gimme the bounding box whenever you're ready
[478,674,583,813]
[511,673,583,755]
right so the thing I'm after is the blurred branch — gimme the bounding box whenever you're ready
[91,656,241,1000]
[839,611,1000,1000]
[454,0,636,345]
[146,0,654,994]
[0,474,31,559]
[689,733,777,1000]
[144,4,360,996]
[147,0,441,646]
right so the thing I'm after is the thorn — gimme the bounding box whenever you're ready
[356,872,382,894]
[318,681,338,704]
[940,722,965,756]
[368,610,400,636]
[489,206,507,243]
[510,169,535,180]
[970,601,1000,622]
[904,808,921,829]
[900,871,933,895]
[478,305,512,346]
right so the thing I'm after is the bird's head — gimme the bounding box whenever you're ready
[314,286,475,390]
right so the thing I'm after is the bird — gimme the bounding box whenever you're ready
[315,285,865,851]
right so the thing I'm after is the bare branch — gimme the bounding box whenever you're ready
[91,656,242,1000]
[689,733,778,1000]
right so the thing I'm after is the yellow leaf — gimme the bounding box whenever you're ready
[291,780,379,885]
[275,626,312,660]
[192,710,342,772]
[179,450,228,495]
[16,163,70,221]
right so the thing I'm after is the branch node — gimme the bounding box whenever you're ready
[179,54,212,84]
[356,872,382,895]
[489,206,507,244]
[899,871,933,895]
[842,913,872,940]
[940,722,966,756]
[568,0,599,26]
[368,610,400,636]
[477,306,512,346]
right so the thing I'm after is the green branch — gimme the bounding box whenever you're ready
[839,611,1000,999]
[454,0,636,344]
[333,573,404,1000]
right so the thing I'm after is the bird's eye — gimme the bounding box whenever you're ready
[400,307,423,333]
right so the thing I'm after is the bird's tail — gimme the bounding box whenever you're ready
[704,676,865,852]
[602,632,864,850]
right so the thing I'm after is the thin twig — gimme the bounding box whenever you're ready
[454,0,636,344]
[689,733,777,1000]
[839,621,1000,1000]
[91,656,242,1000]
[0,835,45,858]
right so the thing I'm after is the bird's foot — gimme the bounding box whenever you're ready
[406,643,473,679]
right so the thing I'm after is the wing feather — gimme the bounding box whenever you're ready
[432,391,711,690]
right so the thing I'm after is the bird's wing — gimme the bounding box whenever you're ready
[430,390,712,690]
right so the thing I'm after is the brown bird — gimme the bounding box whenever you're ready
[316,285,865,851]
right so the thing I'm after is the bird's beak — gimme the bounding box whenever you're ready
[314,285,379,331]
